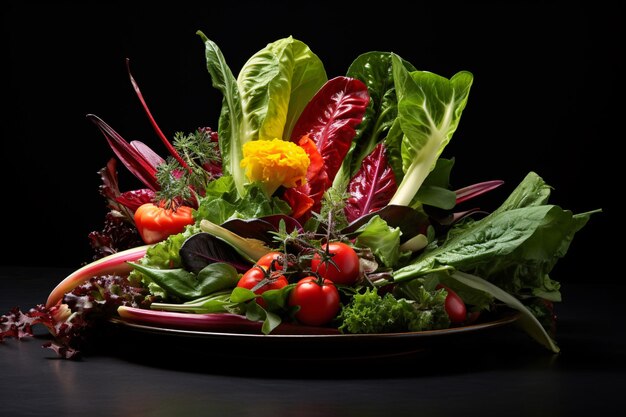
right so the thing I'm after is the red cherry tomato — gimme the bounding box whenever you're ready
[134,202,195,244]
[256,251,286,271]
[237,266,288,308]
[288,277,340,326]
[310,242,360,286]
[436,284,467,324]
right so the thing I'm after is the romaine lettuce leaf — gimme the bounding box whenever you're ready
[388,54,473,207]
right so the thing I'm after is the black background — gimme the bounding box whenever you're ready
[1,2,619,283]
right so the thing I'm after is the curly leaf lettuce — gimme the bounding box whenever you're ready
[338,287,449,334]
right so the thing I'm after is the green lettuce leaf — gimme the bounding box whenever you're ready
[195,176,291,225]
[388,54,473,206]
[197,32,246,196]
[354,215,404,267]
[237,37,327,143]
[393,172,598,301]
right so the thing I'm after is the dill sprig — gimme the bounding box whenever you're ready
[154,128,221,205]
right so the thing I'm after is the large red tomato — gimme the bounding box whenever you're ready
[134,202,194,244]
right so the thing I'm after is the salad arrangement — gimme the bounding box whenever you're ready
[1,34,599,359]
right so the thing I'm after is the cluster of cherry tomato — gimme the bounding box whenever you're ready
[236,241,470,327]
[133,203,470,328]
[236,241,360,326]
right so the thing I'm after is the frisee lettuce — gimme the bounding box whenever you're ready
[338,287,449,334]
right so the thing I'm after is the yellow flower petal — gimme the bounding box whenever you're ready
[241,139,310,195]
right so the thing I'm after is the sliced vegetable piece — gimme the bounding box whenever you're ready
[118,306,263,333]
[117,306,340,334]
[45,245,150,308]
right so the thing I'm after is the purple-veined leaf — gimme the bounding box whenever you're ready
[125,59,191,173]
[87,114,160,190]
[98,158,125,211]
[344,143,397,222]
[455,180,504,204]
[179,232,252,274]
[115,189,156,212]
[221,218,277,246]
[290,76,370,183]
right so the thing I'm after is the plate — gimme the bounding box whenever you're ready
[107,309,521,362]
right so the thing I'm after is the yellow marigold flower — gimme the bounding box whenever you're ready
[241,138,310,196]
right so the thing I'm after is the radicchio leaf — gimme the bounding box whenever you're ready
[290,76,370,184]
[98,158,127,213]
[179,232,252,274]
[344,143,397,222]
[221,218,277,246]
[87,115,160,190]
[88,211,143,260]
[341,52,417,181]
[115,189,156,212]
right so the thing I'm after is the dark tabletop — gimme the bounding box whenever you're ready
[1,266,624,417]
